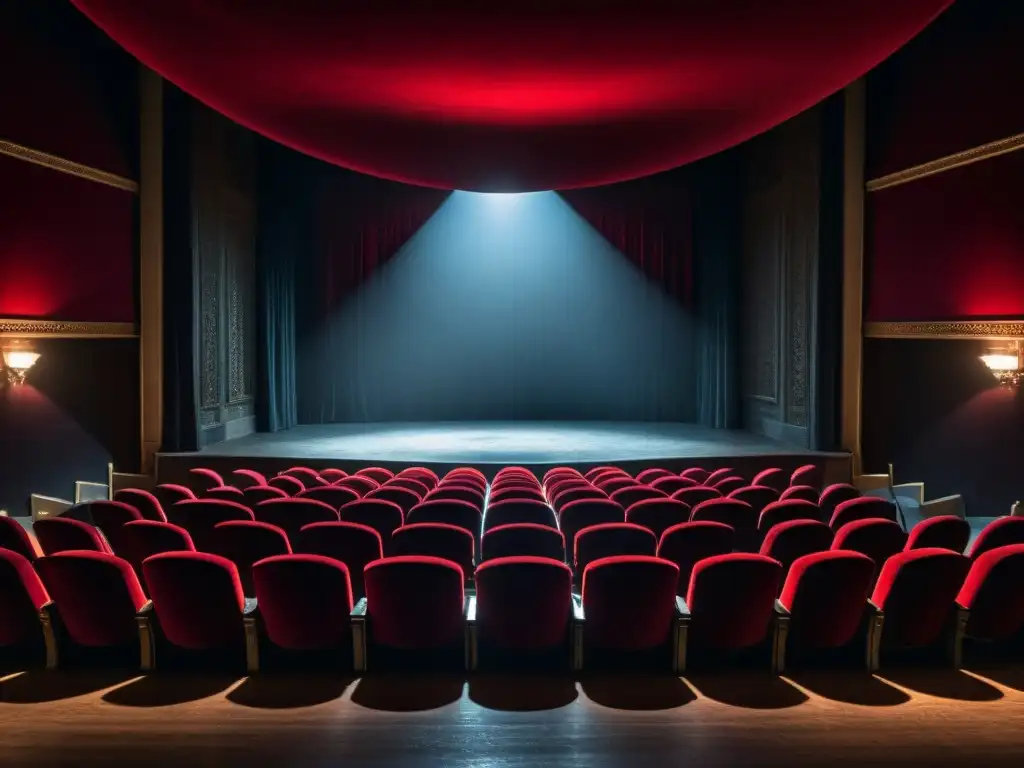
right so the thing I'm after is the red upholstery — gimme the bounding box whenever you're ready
[297,485,360,511]
[780,485,819,504]
[0,548,50,647]
[477,556,573,650]
[832,518,907,582]
[585,466,624,482]
[829,497,897,531]
[672,486,722,508]
[758,499,822,532]
[819,483,860,520]
[334,474,380,496]
[426,485,484,508]
[118,520,195,585]
[209,520,292,595]
[610,485,666,509]
[36,551,147,648]
[407,499,483,543]
[169,499,254,552]
[339,499,405,548]
[687,554,783,650]
[294,521,383,601]
[652,475,697,494]
[442,477,488,496]
[481,523,565,562]
[871,548,969,649]
[905,515,971,553]
[494,466,535,480]
[558,499,625,556]
[188,467,224,493]
[358,467,395,484]
[543,467,580,486]
[582,555,679,650]
[727,485,780,517]
[636,468,673,484]
[967,517,1024,560]
[657,521,735,597]
[490,487,546,505]
[0,516,42,561]
[142,551,246,651]
[444,466,486,483]
[318,468,348,482]
[392,523,475,579]
[575,522,656,573]
[388,476,432,498]
[751,468,787,493]
[206,485,246,501]
[253,497,339,543]
[153,483,196,511]
[397,467,439,489]
[280,467,326,485]
[547,478,590,501]
[34,517,111,556]
[366,485,422,514]
[779,550,875,649]
[957,544,1024,642]
[484,499,556,532]
[242,485,289,507]
[703,468,735,487]
[267,474,305,495]
[230,469,267,490]
[625,498,690,540]
[790,464,822,489]
[690,497,755,530]
[710,476,745,495]
[595,476,638,495]
[253,554,354,651]
[551,485,606,513]
[114,488,167,522]
[364,556,465,650]
[760,519,834,584]
[87,500,143,553]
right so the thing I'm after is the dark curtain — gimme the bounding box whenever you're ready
[691,154,742,429]
[160,84,199,452]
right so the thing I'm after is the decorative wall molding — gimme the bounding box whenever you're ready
[866,132,1024,192]
[864,320,1024,340]
[0,138,139,193]
[0,318,137,338]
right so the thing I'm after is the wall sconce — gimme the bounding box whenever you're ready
[2,343,40,386]
[980,341,1022,387]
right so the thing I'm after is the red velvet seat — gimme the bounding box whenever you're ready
[710,476,745,495]
[252,554,353,661]
[206,485,246,502]
[441,478,488,498]
[426,485,484,508]
[392,523,475,579]
[752,467,787,493]
[657,521,735,597]
[652,475,697,494]
[0,516,42,562]
[443,467,486,485]
[871,548,969,664]
[484,498,556,532]
[574,522,656,576]
[585,466,624,482]
[758,499,822,532]
[481,523,565,562]
[339,499,404,550]
[703,468,735,487]
[254,498,339,543]
[153,483,196,511]
[690,497,755,529]
[334,474,380,496]
[551,485,606,513]
[86,500,143,554]
[318,468,348,483]
[242,485,289,507]
[209,520,291,595]
[727,485,780,518]
[407,499,483,544]
[358,466,395,484]
[169,498,254,552]
[966,517,1024,560]
[635,468,673,484]
[397,467,439,490]
[832,518,907,584]
[790,464,822,489]
[0,548,51,657]
[558,499,625,557]
[280,467,326,486]
[388,476,432,498]
[905,515,971,553]
[780,485,819,504]
[297,485,360,511]
[494,466,535,480]
[489,486,546,505]
[686,553,783,661]
[230,469,266,490]
[118,520,195,586]
[594,476,637,495]
[542,467,579,485]
[625,498,690,540]
[34,517,111,556]
[188,467,224,493]
[114,488,167,522]
[610,485,666,509]
[672,486,722,508]
[36,551,148,662]
[819,483,860,521]
[294,521,383,601]
[267,474,305,495]
[957,544,1024,645]
[366,485,422,514]
[829,497,897,532]
[142,551,249,661]
[546,475,589,497]
[681,467,710,483]
[760,519,833,586]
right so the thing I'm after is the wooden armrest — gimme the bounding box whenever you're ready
[571,593,585,672]
[465,596,477,672]
[135,600,156,672]
[242,598,260,673]
[673,597,690,674]
[865,599,884,672]
[351,597,368,673]
[771,599,791,675]
[949,604,968,670]
[39,601,59,670]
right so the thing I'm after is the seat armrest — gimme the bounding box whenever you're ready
[771,600,791,675]
[675,596,690,618]
[571,593,584,672]
[948,604,969,670]
[673,597,690,674]
[351,597,368,673]
[135,600,156,671]
[243,597,259,616]
[464,595,477,671]
[242,598,260,673]
[864,599,884,672]
[38,601,59,670]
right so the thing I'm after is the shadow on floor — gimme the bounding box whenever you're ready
[0,669,133,703]
[580,674,695,711]
[786,670,911,706]
[468,674,578,711]
[967,665,1024,693]
[101,674,240,707]
[350,675,464,712]
[686,672,809,709]
[227,674,356,709]
[879,668,1004,702]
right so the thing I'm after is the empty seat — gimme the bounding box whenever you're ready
[118,520,195,585]
[297,485,360,511]
[34,517,111,556]
[625,498,690,540]
[443,467,486,484]
[0,548,51,659]
[397,467,439,490]
[209,520,291,595]
[680,468,710,483]
[339,499,404,549]
[758,499,822,532]
[36,551,148,664]
[780,485,819,504]
[751,468,787,493]
[407,499,483,544]
[114,489,167,522]
[832,518,907,585]
[267,474,305,495]
[318,468,348,483]
[0,516,42,562]
[294,521,383,601]
[169,499,254,552]
[905,515,971,553]
[230,469,266,490]
[672,486,722,508]
[426,485,484,508]
[388,477,431,498]
[254,498,339,542]
[760,519,834,585]
[366,485,422,514]
[543,467,581,486]
[494,466,535,481]
[595,476,638,495]
[610,485,666,509]
[575,523,656,576]
[657,521,735,597]
[790,464,822,489]
[481,523,565,562]
[392,523,475,580]
[585,466,624,482]
[551,485,606,513]
[703,468,735,487]
[334,475,380,496]
[635,468,673,484]
[489,486,546,505]
[830,497,898,532]
[710,476,745,495]
[153,483,196,511]
[558,499,625,557]
[188,468,224,493]
[967,517,1024,560]
[206,486,246,502]
[484,499,556,532]
[652,475,697,494]
[357,467,395,484]
[956,544,1024,646]
[242,485,289,507]
[86,500,143,554]
[691,497,756,530]
[819,483,860,521]
[727,486,779,518]
[279,467,325,486]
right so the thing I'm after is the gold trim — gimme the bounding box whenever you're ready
[864,320,1024,340]
[0,319,137,339]
[0,139,138,193]
[866,133,1024,192]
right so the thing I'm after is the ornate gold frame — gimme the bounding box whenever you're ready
[866,132,1024,192]
[0,138,139,193]
[0,318,137,339]
[864,320,1024,340]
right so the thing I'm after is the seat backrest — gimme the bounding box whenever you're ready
[334,475,380,496]
[267,474,305,495]
[253,554,354,651]
[0,516,41,561]
[818,483,861,520]
[36,551,148,647]
[831,518,907,583]
[364,556,465,649]
[610,485,667,510]
[780,485,819,504]
[758,499,822,531]
[575,522,656,573]
[905,515,971,554]
[956,544,1024,642]
[153,483,196,511]
[407,499,483,543]
[625,498,690,540]
[595,476,638,495]
[584,466,624,482]
[0,549,50,647]
[727,485,780,516]
[357,467,395,484]
[494,467,534,483]
[142,551,246,650]
[680,468,710,483]
[779,550,874,649]
[318,468,348,483]
[687,553,783,650]
[790,464,822,490]
[392,523,475,579]
[169,499,254,552]
[118,520,195,583]
[388,476,431,498]
[657,521,735,597]
[751,468,787,493]
[481,523,565,562]
[426,485,484,508]
[114,489,167,522]
[672,486,722,509]
[476,556,573,649]
[582,555,679,650]
[690,498,757,552]
[339,499,405,549]
[542,466,581,485]
[759,519,833,585]
[230,469,267,490]
[967,517,1024,560]
[86,501,143,553]
[254,498,339,543]
[242,485,289,508]
[871,548,969,648]
[703,468,735,487]
[489,486,546,505]
[206,486,246,503]
[710,476,746,495]
[34,517,111,556]
[188,467,224,493]
[551,485,606,513]
[635,468,673,484]
[484,499,556,532]
[558,499,625,556]
[297,485,360,511]
[279,467,325,485]
[651,475,697,495]
[294,521,383,601]
[830,497,898,532]
[209,520,292,595]
[397,467,439,490]
[366,485,422,514]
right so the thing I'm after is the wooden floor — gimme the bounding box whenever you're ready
[2,667,1023,766]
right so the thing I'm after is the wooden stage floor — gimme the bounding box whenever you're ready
[1,668,1022,766]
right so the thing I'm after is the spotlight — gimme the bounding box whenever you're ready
[2,342,40,386]
[980,342,1022,387]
